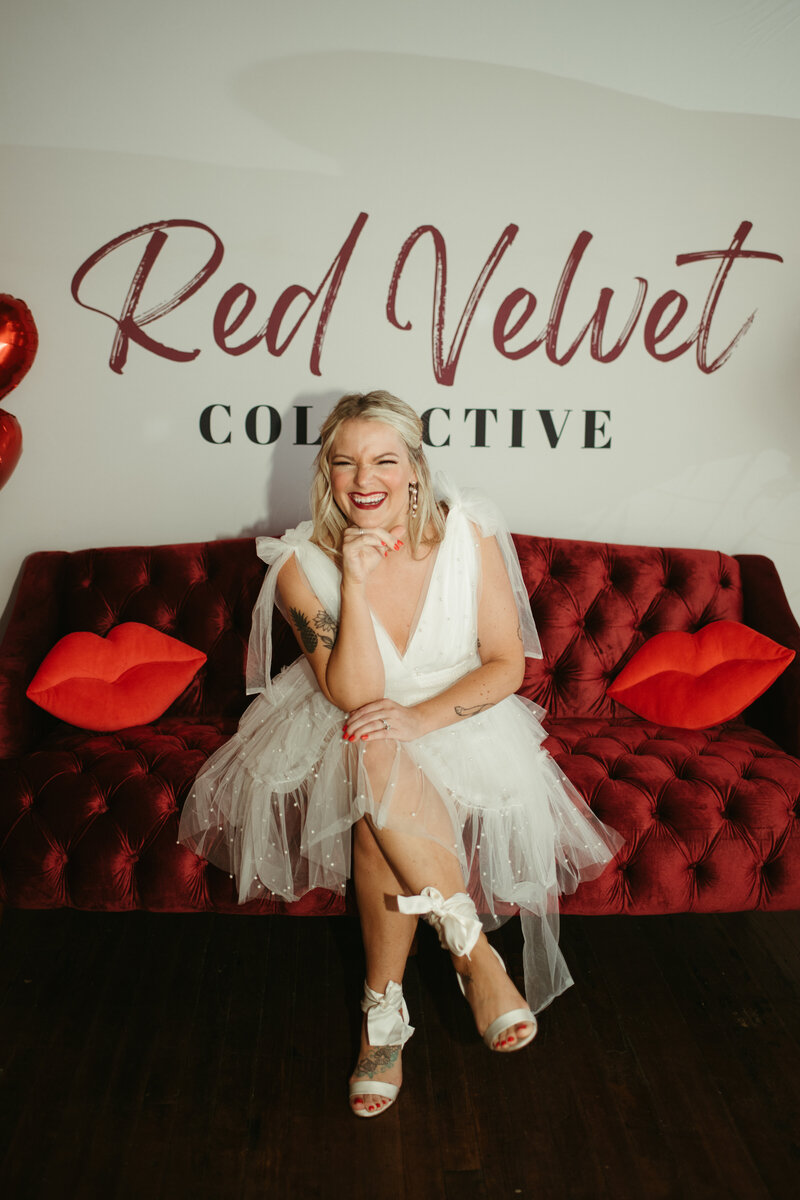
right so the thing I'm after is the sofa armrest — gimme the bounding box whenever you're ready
[736,553,800,757]
[0,552,67,757]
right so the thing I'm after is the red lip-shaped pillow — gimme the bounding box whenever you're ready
[607,620,795,729]
[26,622,207,731]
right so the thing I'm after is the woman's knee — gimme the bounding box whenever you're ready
[359,737,397,795]
[353,815,382,860]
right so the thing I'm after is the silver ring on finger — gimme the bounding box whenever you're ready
[382,718,390,730]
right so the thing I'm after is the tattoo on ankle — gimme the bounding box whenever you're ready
[355,1046,400,1079]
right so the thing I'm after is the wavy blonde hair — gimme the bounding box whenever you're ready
[311,390,446,558]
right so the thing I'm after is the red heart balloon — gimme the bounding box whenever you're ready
[0,409,22,491]
[0,295,38,403]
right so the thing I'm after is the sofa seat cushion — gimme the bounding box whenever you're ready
[2,713,798,918]
[0,715,347,916]
[547,718,800,915]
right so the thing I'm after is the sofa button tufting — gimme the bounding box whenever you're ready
[4,535,797,921]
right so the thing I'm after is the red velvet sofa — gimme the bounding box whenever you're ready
[1,535,799,915]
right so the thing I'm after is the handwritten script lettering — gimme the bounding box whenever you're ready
[71,215,782,383]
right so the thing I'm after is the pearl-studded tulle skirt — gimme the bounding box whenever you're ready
[178,656,622,1013]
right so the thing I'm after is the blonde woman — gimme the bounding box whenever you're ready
[179,391,621,1118]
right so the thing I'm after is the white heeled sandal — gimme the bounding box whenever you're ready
[456,945,537,1050]
[398,887,537,1052]
[348,980,414,1118]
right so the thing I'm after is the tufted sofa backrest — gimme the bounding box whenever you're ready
[1,532,747,753]
[56,540,276,719]
[0,540,297,754]
[513,535,744,717]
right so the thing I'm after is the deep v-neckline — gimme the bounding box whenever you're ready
[368,519,449,660]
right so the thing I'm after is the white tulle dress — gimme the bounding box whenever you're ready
[178,478,622,1013]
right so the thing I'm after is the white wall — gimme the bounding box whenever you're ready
[1,0,798,625]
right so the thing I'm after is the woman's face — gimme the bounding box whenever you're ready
[329,418,417,531]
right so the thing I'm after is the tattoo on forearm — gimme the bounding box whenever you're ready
[290,607,338,654]
[290,608,318,653]
[454,702,493,718]
[312,610,338,649]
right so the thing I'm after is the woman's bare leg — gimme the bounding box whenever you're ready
[349,816,417,1115]
[359,740,534,1051]
[367,819,535,1049]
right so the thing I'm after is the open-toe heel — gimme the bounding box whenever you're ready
[398,887,536,1053]
[348,980,414,1118]
[456,946,537,1050]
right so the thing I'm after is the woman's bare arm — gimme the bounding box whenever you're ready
[343,531,525,741]
[276,549,386,711]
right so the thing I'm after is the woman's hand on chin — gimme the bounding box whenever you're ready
[341,524,406,584]
[342,698,425,743]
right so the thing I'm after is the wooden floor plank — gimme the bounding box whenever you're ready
[542,923,673,1200]
[1,912,142,1198]
[644,913,800,1199]
[57,915,173,1200]
[587,916,772,1200]
[2,908,800,1200]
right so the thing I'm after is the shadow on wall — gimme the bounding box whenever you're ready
[232,388,343,539]
[584,447,800,618]
[228,50,670,187]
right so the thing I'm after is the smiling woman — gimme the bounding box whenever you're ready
[331,424,412,521]
[178,389,622,1119]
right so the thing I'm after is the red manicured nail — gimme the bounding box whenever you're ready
[361,734,368,741]
[397,540,404,547]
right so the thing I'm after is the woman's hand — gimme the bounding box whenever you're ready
[342,698,426,743]
[341,524,406,585]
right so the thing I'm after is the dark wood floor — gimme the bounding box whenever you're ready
[1,906,799,1200]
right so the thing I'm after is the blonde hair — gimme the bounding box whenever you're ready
[311,390,446,557]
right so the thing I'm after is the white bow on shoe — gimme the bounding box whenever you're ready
[349,980,413,1118]
[398,886,537,1052]
[361,980,415,1047]
[397,887,482,957]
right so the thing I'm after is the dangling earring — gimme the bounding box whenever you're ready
[409,481,419,517]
